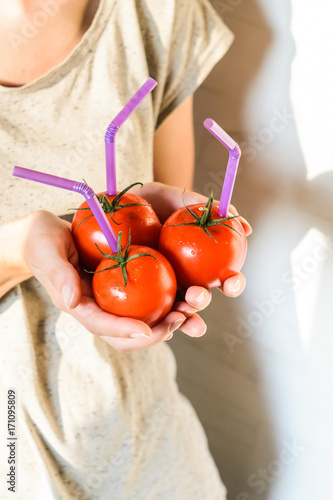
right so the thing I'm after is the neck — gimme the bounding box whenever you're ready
[0,0,99,28]
[0,0,100,87]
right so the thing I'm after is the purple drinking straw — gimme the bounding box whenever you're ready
[105,77,158,195]
[12,166,118,252]
[203,118,241,217]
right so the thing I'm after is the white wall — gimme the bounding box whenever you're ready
[170,1,333,499]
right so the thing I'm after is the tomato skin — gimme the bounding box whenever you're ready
[158,203,247,289]
[72,191,162,270]
[92,245,177,327]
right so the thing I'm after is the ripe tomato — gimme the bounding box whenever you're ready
[158,194,247,289]
[72,183,162,270]
[92,235,177,327]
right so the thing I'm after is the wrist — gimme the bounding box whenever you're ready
[0,214,33,296]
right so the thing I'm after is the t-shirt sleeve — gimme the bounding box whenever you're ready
[149,0,234,127]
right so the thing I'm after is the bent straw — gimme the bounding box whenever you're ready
[12,166,118,252]
[203,118,241,217]
[105,77,158,195]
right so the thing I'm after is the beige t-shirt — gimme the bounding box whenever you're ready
[0,1,233,498]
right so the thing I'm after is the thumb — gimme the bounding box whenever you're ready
[220,272,246,297]
[28,235,82,310]
[32,258,82,310]
[48,225,82,309]
[57,265,82,310]
[22,211,82,310]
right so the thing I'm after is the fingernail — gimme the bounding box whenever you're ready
[197,323,207,337]
[193,291,206,306]
[62,284,75,309]
[165,332,173,341]
[170,319,185,333]
[183,307,197,315]
[129,332,152,339]
[229,279,242,295]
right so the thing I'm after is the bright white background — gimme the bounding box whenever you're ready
[170,1,333,499]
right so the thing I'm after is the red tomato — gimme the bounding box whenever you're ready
[92,241,177,327]
[72,184,162,270]
[158,198,247,289]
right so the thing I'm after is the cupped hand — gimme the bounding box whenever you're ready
[218,202,252,297]
[130,182,252,301]
[20,210,207,353]
[128,183,253,340]
[21,193,252,353]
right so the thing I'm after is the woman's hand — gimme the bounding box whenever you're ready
[1,193,251,353]
[2,210,204,352]
[130,181,252,328]
[218,202,252,296]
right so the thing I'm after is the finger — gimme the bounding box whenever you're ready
[70,296,153,340]
[184,286,212,311]
[219,273,246,297]
[178,313,207,338]
[24,214,82,309]
[151,311,186,341]
[229,204,252,236]
[101,311,186,353]
[173,301,197,316]
[31,253,82,310]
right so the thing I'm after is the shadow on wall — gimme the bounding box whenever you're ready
[168,0,333,499]
[173,0,333,497]
[170,1,276,498]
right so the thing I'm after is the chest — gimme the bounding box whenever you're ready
[0,2,97,87]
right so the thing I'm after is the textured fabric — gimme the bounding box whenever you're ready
[0,1,233,498]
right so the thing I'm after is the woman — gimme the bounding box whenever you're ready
[0,1,250,498]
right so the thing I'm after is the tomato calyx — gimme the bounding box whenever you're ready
[99,182,150,224]
[165,191,241,242]
[73,182,150,231]
[86,231,157,286]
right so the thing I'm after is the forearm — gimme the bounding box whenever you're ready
[0,216,33,298]
[153,95,195,190]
